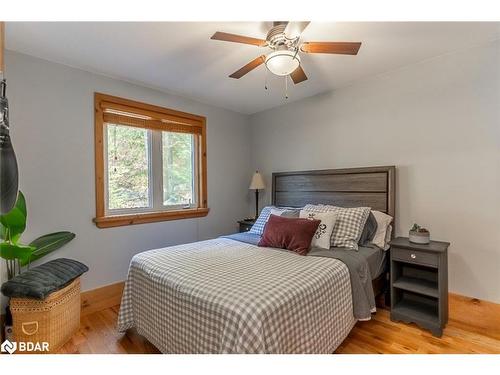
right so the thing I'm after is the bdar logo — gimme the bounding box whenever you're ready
[1,339,17,354]
[1,339,49,353]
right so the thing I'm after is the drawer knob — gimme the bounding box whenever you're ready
[410,253,416,259]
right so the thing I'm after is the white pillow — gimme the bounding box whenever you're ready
[299,210,337,250]
[383,225,393,251]
[371,210,393,249]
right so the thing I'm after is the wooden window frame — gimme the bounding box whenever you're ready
[94,93,208,228]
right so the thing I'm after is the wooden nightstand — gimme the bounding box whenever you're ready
[389,237,450,337]
[237,219,255,233]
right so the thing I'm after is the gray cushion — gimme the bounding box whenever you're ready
[280,210,300,218]
[1,258,88,300]
[358,211,378,246]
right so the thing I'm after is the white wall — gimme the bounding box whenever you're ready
[249,40,500,303]
[1,51,252,307]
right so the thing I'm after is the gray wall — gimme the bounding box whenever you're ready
[0,51,252,307]
[249,40,500,303]
[2,40,499,307]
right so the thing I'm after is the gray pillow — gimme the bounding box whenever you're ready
[358,211,378,246]
[280,210,300,218]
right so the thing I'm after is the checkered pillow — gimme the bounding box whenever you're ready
[249,206,298,236]
[249,206,273,235]
[303,204,371,250]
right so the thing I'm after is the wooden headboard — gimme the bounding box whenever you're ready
[272,165,396,223]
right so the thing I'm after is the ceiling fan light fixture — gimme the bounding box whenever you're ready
[264,50,300,76]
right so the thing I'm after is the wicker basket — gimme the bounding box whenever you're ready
[10,277,81,353]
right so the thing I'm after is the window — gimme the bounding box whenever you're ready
[94,93,208,228]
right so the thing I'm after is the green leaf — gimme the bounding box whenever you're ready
[0,242,35,262]
[0,192,27,243]
[0,226,22,244]
[14,191,27,217]
[0,224,6,241]
[21,231,75,266]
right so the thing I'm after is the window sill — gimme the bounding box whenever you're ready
[93,207,210,228]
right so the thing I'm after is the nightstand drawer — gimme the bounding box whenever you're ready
[392,247,438,267]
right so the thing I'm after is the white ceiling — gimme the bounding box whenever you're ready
[6,22,500,114]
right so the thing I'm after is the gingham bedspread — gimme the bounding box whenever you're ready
[117,238,356,353]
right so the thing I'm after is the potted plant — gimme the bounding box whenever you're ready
[0,192,75,278]
[409,223,430,244]
[0,191,75,338]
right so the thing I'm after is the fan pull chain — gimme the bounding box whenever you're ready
[264,68,268,91]
[285,75,289,100]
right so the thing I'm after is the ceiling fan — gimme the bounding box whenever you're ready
[210,22,361,84]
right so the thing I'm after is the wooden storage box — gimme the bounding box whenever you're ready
[10,278,81,353]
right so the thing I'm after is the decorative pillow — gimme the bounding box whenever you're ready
[280,210,300,218]
[303,204,371,250]
[299,210,337,250]
[270,208,299,218]
[249,206,298,235]
[258,214,320,256]
[371,210,393,249]
[249,206,277,235]
[358,211,378,246]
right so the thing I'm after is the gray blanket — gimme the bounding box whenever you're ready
[222,232,376,320]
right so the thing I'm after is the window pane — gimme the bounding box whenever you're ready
[162,132,194,206]
[107,124,150,210]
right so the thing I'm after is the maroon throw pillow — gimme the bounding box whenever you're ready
[258,214,321,256]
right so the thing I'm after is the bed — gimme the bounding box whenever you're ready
[118,166,395,353]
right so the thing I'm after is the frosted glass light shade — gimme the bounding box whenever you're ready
[265,50,300,76]
[249,171,265,190]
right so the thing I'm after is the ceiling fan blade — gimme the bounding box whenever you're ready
[229,55,266,79]
[284,21,311,38]
[290,65,308,84]
[211,32,267,47]
[301,42,362,55]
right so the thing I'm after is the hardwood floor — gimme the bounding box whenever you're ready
[57,305,500,354]
[337,308,500,354]
[58,305,160,354]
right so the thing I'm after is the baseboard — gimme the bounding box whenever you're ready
[449,293,500,340]
[79,281,500,339]
[80,281,125,317]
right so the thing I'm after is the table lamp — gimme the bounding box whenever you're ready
[249,171,265,219]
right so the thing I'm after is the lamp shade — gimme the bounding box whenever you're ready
[249,171,265,190]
